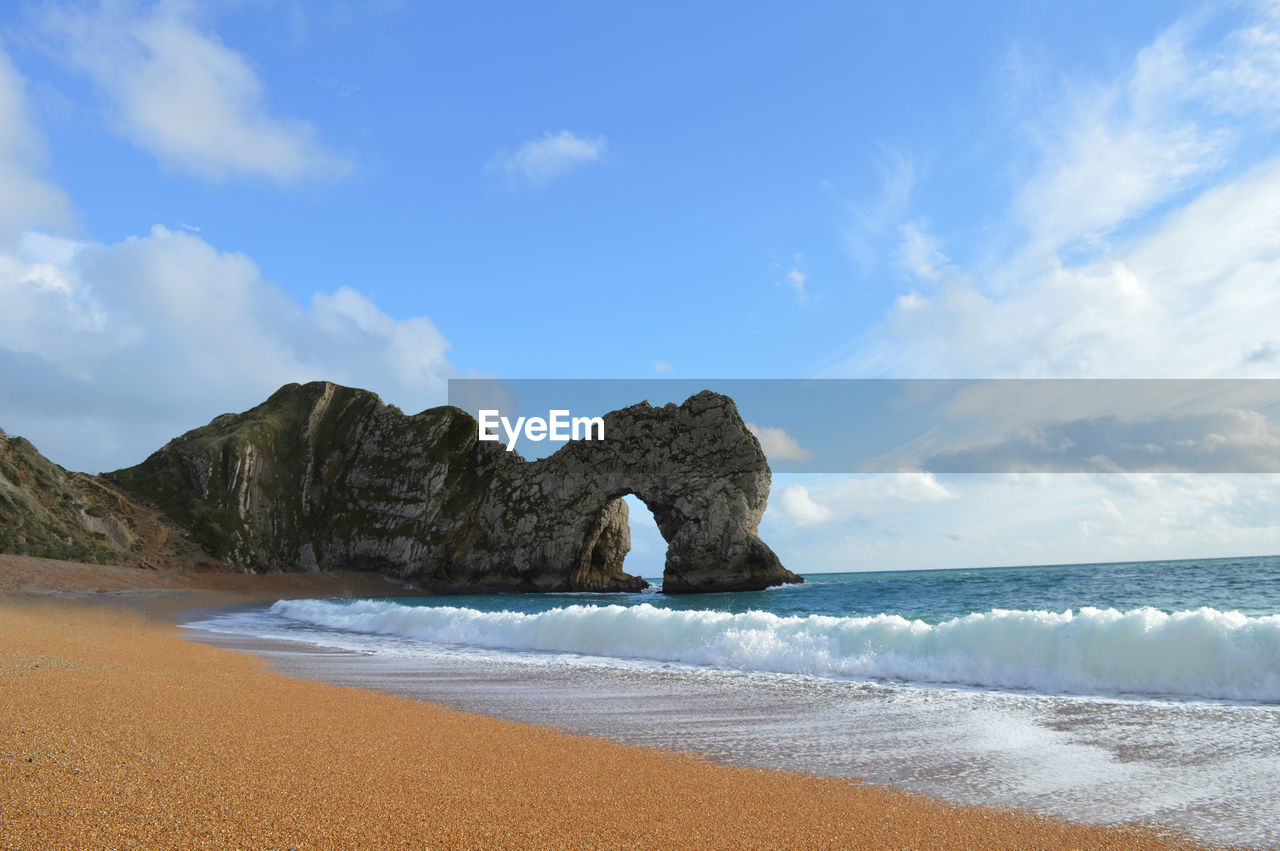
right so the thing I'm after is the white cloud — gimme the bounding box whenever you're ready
[777,484,833,526]
[762,472,1280,572]
[1078,472,1280,551]
[39,2,348,182]
[488,130,606,186]
[773,473,958,531]
[858,158,1280,379]
[0,48,72,240]
[838,3,1280,381]
[0,225,457,471]
[746,422,812,463]
[653,360,674,374]
[880,472,960,503]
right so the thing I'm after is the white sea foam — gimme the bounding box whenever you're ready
[267,600,1280,701]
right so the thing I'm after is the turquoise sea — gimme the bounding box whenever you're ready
[189,555,1280,846]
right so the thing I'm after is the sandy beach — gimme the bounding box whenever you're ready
[0,555,1206,849]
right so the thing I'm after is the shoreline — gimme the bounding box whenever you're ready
[0,555,1207,848]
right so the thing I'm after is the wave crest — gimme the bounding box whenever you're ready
[269,600,1280,701]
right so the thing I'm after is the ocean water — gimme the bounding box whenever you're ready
[186,555,1280,846]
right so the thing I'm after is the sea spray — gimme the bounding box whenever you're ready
[269,600,1280,702]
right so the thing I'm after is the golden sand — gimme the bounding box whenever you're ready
[0,556,1204,848]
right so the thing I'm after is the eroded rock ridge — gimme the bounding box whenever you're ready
[106,382,802,593]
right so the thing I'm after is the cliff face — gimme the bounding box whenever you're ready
[0,428,207,567]
[107,382,801,593]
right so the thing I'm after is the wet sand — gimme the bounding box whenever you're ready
[0,555,1205,848]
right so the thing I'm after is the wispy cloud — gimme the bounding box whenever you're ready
[488,130,606,186]
[37,2,349,182]
[775,253,809,302]
[837,1,1280,380]
[842,145,916,270]
[317,77,363,99]
[925,409,1280,474]
[1012,25,1226,256]
[894,222,949,282]
[0,48,72,240]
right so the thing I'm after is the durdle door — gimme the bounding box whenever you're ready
[106,382,803,594]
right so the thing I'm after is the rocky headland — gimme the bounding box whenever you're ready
[3,383,801,594]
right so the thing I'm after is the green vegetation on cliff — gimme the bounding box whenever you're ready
[0,427,205,567]
[105,382,494,578]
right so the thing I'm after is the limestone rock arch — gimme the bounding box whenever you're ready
[523,391,802,593]
[110,383,802,594]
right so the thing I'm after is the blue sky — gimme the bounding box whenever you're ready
[4,1,1280,572]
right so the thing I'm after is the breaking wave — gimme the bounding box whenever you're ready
[269,599,1280,701]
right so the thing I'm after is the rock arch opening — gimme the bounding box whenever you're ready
[556,392,802,593]
[576,493,670,591]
